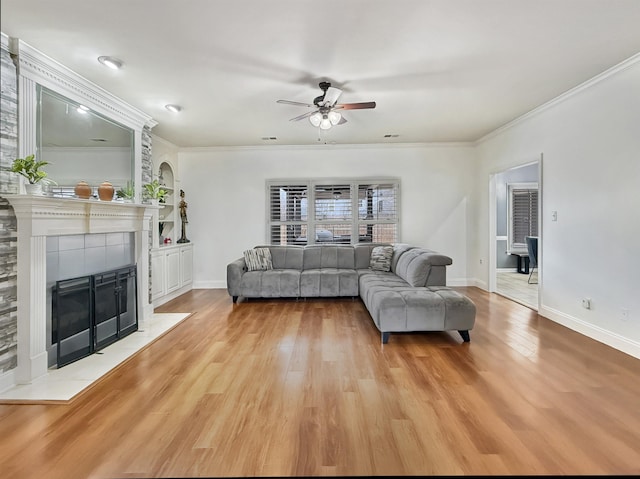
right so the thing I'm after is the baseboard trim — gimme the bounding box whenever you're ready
[153,284,193,308]
[193,280,226,289]
[539,305,640,360]
[453,278,488,291]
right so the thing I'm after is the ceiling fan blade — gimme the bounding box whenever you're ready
[321,87,342,107]
[334,101,376,110]
[277,99,315,108]
[289,111,315,121]
[337,116,347,125]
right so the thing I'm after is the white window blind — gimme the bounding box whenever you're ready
[267,179,399,245]
[268,184,308,245]
[358,182,398,243]
[508,183,538,251]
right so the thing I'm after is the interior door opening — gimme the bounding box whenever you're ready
[489,160,540,310]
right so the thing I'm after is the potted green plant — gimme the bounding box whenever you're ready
[10,154,57,195]
[116,181,135,202]
[142,179,168,205]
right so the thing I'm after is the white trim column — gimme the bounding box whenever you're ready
[16,235,48,383]
[17,75,37,194]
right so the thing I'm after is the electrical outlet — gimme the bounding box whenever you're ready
[620,308,630,321]
[479,259,483,264]
[581,298,591,310]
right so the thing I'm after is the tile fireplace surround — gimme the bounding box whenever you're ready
[2,195,155,392]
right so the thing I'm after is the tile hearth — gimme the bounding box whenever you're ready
[0,312,191,403]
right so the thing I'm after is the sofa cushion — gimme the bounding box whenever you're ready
[390,243,416,273]
[354,243,391,269]
[240,269,301,297]
[303,245,355,269]
[255,245,304,269]
[394,249,431,286]
[243,247,273,271]
[369,245,394,272]
[300,269,359,297]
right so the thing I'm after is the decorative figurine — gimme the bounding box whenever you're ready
[177,189,190,243]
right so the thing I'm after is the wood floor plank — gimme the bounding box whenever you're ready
[1,287,639,477]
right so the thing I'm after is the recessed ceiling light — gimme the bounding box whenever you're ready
[165,104,182,113]
[98,56,123,70]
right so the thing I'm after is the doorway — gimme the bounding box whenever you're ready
[489,160,541,310]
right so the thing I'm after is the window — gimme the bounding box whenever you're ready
[267,179,399,245]
[507,183,538,252]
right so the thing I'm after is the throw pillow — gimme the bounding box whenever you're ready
[369,245,393,272]
[243,247,273,271]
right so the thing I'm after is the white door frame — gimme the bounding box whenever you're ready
[488,155,543,310]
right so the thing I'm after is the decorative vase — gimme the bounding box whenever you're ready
[75,181,92,199]
[24,183,43,196]
[98,181,114,201]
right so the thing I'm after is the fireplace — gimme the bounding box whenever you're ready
[52,265,138,368]
[3,195,154,386]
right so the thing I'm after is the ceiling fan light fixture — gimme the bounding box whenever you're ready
[319,115,332,130]
[309,111,322,127]
[328,110,342,125]
[97,56,123,70]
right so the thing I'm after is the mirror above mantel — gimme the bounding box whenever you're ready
[38,85,135,196]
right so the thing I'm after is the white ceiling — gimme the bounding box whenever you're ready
[2,0,640,148]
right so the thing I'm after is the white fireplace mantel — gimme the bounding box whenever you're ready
[4,195,156,385]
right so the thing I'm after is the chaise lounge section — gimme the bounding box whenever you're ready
[227,243,476,343]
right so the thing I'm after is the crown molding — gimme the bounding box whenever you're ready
[476,52,640,145]
[13,38,156,131]
[178,140,474,154]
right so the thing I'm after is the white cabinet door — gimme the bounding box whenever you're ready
[150,250,166,300]
[180,245,193,286]
[165,249,181,293]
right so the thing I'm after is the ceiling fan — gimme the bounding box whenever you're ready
[277,81,376,130]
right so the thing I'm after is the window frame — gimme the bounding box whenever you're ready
[266,178,400,245]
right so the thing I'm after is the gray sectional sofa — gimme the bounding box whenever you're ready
[227,243,476,343]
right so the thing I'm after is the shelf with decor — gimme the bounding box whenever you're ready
[150,160,193,306]
[153,161,175,244]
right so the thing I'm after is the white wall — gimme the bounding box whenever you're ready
[178,144,476,288]
[473,57,640,357]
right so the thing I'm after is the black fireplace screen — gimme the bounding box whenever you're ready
[52,265,138,368]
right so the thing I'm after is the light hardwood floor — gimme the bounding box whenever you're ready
[1,287,639,477]
[496,270,538,309]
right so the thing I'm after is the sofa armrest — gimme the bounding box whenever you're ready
[420,251,453,267]
[227,257,247,297]
[394,249,453,287]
